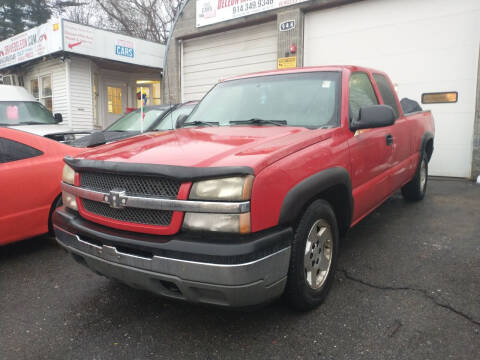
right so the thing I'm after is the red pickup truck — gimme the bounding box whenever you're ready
[53,66,434,310]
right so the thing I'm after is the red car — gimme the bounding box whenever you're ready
[0,128,83,245]
[54,66,435,309]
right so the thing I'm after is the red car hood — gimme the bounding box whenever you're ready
[77,126,334,174]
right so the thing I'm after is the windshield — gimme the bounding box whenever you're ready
[154,103,197,130]
[0,101,56,125]
[185,72,342,129]
[106,107,170,131]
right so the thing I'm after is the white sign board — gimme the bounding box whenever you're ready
[0,19,164,70]
[196,0,309,27]
[62,21,164,68]
[0,20,63,69]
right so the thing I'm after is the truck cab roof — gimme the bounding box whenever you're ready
[0,84,37,102]
[224,65,378,80]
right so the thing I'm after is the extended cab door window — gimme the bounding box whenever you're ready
[349,72,378,123]
[0,137,43,163]
[373,74,399,118]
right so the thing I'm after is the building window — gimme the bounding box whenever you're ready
[31,78,39,99]
[136,80,161,106]
[107,86,122,114]
[30,75,53,111]
[41,75,52,111]
[93,74,100,127]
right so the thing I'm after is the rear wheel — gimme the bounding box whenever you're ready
[401,152,428,201]
[285,200,339,311]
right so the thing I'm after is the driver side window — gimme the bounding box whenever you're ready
[349,72,378,123]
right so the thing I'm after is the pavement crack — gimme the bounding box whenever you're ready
[337,268,480,328]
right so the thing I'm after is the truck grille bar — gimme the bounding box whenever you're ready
[62,182,250,214]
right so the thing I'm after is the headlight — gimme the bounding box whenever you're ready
[62,164,77,210]
[189,175,253,201]
[62,164,75,185]
[183,212,251,233]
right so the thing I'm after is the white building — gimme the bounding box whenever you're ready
[0,19,165,130]
[163,0,480,179]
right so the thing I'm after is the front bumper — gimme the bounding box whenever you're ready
[54,208,292,307]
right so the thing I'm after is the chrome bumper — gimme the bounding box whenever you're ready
[55,226,290,307]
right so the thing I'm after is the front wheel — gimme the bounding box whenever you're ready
[285,200,339,311]
[401,152,428,201]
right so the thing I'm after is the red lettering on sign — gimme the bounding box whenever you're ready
[218,0,239,9]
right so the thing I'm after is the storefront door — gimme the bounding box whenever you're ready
[104,83,127,128]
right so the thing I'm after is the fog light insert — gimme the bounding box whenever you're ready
[62,192,78,211]
[183,212,251,233]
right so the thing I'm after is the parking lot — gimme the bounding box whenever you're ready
[1,178,479,360]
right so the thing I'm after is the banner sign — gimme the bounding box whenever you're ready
[196,0,309,27]
[0,20,63,69]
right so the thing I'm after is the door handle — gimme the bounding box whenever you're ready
[386,134,393,146]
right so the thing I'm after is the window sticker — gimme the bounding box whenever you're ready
[322,81,331,88]
[7,105,19,120]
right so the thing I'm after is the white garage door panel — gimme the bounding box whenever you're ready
[305,0,480,177]
[183,22,277,102]
[184,52,277,76]
[183,61,278,99]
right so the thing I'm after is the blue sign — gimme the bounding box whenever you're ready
[115,45,134,58]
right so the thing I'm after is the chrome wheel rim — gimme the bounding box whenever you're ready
[304,219,333,290]
[420,159,427,192]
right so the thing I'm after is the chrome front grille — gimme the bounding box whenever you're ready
[79,171,180,227]
[82,199,173,226]
[80,172,181,199]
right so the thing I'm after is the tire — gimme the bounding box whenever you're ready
[285,199,339,311]
[48,195,63,235]
[401,152,428,201]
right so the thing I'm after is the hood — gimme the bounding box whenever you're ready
[77,126,334,174]
[8,124,72,136]
[69,130,139,148]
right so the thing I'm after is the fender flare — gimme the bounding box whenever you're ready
[420,131,434,161]
[278,167,353,233]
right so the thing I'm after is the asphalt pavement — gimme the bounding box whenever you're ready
[1,178,479,360]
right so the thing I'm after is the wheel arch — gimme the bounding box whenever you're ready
[278,167,353,237]
[48,193,62,234]
[420,131,434,162]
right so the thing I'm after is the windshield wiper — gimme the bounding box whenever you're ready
[229,118,287,126]
[183,121,219,127]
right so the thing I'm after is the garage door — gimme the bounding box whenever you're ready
[304,0,480,178]
[182,22,277,102]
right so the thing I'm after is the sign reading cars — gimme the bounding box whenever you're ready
[196,0,309,27]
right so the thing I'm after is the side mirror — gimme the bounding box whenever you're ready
[176,114,189,128]
[54,113,63,123]
[351,105,395,131]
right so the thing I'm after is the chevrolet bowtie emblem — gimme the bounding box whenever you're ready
[105,189,127,209]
